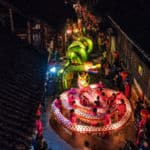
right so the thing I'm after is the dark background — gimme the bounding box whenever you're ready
[5,0,150,55]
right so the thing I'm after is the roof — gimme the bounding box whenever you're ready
[0,28,47,149]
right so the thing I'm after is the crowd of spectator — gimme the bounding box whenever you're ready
[31,104,48,150]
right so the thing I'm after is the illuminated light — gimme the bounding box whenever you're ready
[73,28,79,33]
[51,84,132,135]
[59,69,64,74]
[50,67,56,73]
[95,64,101,68]
[84,65,90,71]
[78,72,89,88]
[66,29,72,34]
[90,84,97,89]
[84,62,101,74]
[84,62,93,71]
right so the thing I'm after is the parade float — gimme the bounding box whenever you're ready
[58,36,101,90]
[51,84,132,135]
[51,36,132,136]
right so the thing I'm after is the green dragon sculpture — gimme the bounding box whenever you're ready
[58,36,101,90]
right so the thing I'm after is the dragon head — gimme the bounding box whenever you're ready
[83,62,101,74]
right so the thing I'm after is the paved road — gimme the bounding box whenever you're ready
[41,97,74,150]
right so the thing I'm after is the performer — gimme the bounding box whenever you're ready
[101,92,108,102]
[138,115,147,130]
[69,109,77,126]
[80,94,89,106]
[124,81,131,99]
[103,110,111,126]
[91,104,97,116]
[136,115,148,146]
[35,116,43,138]
[134,97,144,121]
[36,104,42,118]
[68,95,75,106]
[107,93,116,106]
[113,50,119,62]
[82,99,88,106]
[55,96,62,111]
[94,96,100,107]
[117,99,126,120]
[68,88,76,95]
[97,81,104,90]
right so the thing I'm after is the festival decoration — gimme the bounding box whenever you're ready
[58,36,101,89]
[51,83,132,135]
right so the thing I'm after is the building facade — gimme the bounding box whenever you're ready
[107,16,150,105]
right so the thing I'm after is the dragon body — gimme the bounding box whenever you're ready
[59,36,100,90]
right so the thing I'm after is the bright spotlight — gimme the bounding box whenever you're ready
[50,67,56,73]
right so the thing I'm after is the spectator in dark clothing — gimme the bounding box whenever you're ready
[83,141,91,150]
[124,139,137,150]
[117,73,124,91]
[144,118,150,139]
[134,97,144,122]
[111,63,117,77]
[40,139,48,150]
[113,51,119,63]
[139,140,150,150]
[31,131,37,150]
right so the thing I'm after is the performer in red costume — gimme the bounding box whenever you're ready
[68,95,75,106]
[107,93,116,106]
[136,115,148,146]
[124,81,131,99]
[117,99,126,120]
[103,110,111,125]
[36,104,42,118]
[55,96,62,111]
[69,88,76,95]
[101,92,108,103]
[138,117,147,131]
[35,116,43,138]
[80,94,89,106]
[69,109,77,125]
